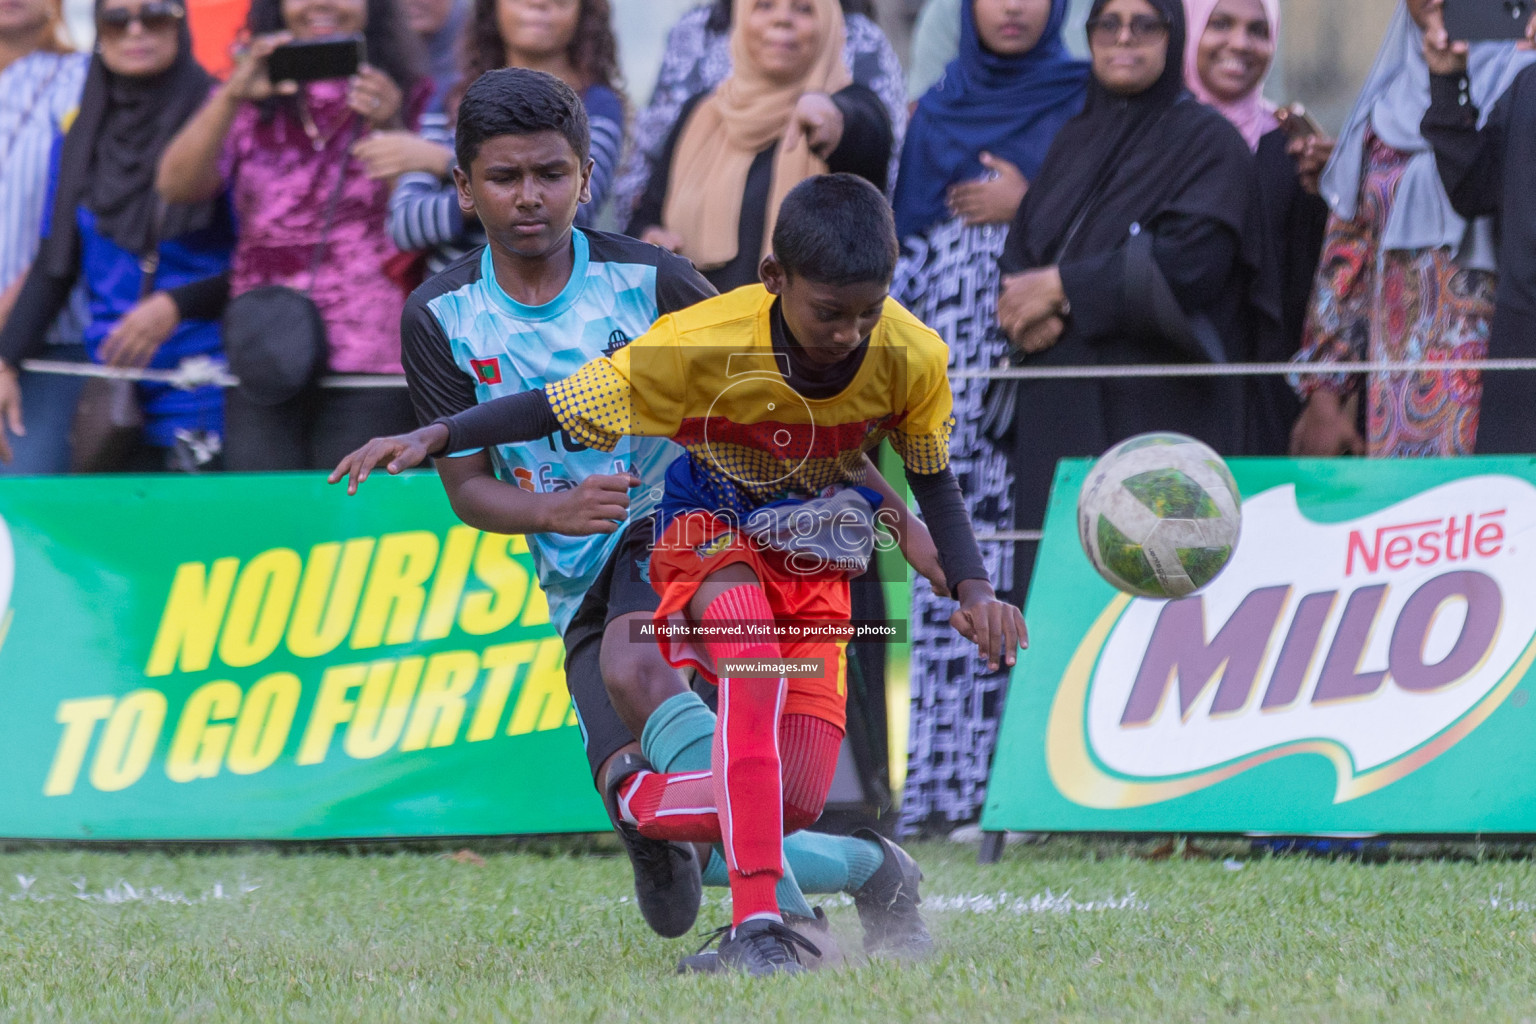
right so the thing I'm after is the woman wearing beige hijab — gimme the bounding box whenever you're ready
[628,0,894,291]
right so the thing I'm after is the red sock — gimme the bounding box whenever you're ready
[706,585,786,925]
[617,584,784,843]
[619,585,790,926]
[700,582,781,666]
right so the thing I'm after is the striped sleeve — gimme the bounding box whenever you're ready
[388,173,465,254]
[0,53,86,291]
[578,86,626,228]
[386,114,463,254]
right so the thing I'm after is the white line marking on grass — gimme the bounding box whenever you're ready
[9,874,261,905]
[804,890,1149,915]
[1485,886,1536,912]
[919,890,1149,915]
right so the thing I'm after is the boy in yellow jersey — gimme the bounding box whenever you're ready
[334,174,1027,976]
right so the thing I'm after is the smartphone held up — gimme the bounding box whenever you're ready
[1277,104,1324,141]
[1443,0,1534,42]
[265,35,366,85]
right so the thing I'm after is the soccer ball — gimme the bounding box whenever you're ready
[1077,433,1242,599]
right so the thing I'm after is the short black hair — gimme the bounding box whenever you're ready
[771,174,899,287]
[455,68,591,174]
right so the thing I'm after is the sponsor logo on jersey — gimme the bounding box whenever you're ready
[1047,476,1536,808]
[470,358,503,386]
[604,330,631,357]
[697,535,733,560]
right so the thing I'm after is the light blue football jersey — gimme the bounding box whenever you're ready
[401,230,715,632]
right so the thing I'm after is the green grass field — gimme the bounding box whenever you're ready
[4,837,1536,1023]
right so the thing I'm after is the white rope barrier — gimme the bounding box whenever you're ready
[951,358,1536,381]
[20,356,1534,392]
[18,357,404,391]
[975,531,1046,543]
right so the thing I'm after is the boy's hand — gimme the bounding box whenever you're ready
[951,579,1028,673]
[543,472,641,536]
[329,422,449,494]
[897,516,949,597]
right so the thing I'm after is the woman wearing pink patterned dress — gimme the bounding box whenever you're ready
[158,0,429,469]
[1289,0,1532,458]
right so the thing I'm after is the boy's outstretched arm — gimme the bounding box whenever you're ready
[329,413,640,538]
[905,464,1028,672]
[859,454,947,597]
[329,390,562,494]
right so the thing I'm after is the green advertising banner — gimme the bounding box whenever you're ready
[0,473,608,839]
[983,456,1536,835]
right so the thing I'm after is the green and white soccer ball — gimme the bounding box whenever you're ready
[1077,433,1242,599]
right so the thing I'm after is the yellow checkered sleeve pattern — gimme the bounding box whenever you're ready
[545,359,633,452]
[886,335,956,475]
[891,417,955,475]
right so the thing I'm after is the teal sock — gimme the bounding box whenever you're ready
[775,856,815,918]
[703,848,814,917]
[642,693,818,916]
[781,831,887,893]
[640,691,714,772]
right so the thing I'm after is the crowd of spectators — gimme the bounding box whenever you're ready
[1,0,1535,834]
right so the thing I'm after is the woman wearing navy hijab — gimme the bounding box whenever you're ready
[892,0,1087,839]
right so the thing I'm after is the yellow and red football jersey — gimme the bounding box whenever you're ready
[545,284,954,514]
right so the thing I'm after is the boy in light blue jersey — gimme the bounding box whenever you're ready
[350,69,934,963]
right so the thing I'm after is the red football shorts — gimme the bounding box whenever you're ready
[649,511,851,731]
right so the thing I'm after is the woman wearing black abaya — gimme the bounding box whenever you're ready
[994,0,1276,598]
[1422,15,1536,455]
[0,0,232,472]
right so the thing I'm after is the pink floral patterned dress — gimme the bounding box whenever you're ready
[1293,132,1495,456]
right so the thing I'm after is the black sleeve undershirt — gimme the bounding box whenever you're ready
[165,272,230,323]
[0,262,74,365]
[435,376,991,596]
[906,465,990,595]
[826,84,893,193]
[1422,71,1508,221]
[439,389,559,454]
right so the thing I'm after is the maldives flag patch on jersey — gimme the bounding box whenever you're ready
[470,358,502,386]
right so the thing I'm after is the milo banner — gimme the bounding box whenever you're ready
[0,474,608,840]
[983,457,1536,835]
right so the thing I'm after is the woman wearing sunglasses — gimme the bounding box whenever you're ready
[0,0,233,472]
[989,0,1277,600]
[0,0,87,473]
[157,0,428,471]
